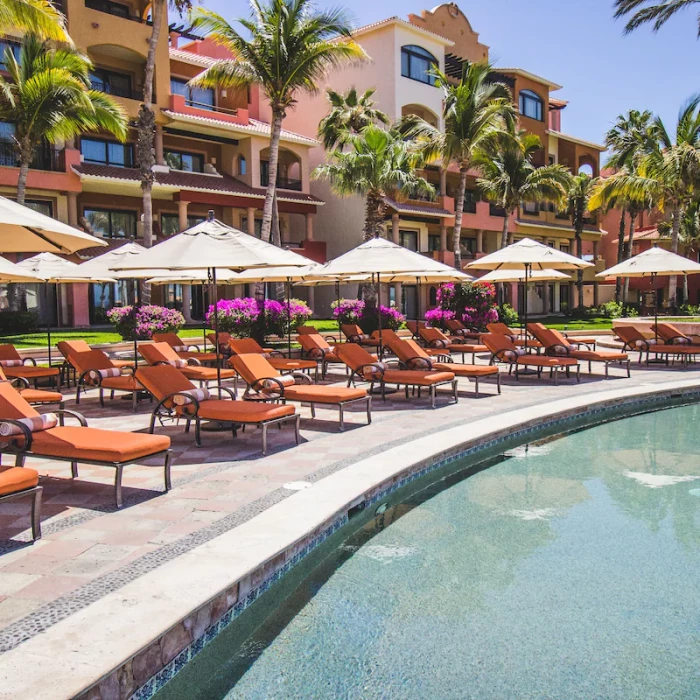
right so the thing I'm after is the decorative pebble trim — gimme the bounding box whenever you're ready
[96,386,700,700]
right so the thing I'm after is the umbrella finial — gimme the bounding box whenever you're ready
[207,210,215,221]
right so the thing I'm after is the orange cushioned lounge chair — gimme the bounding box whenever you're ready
[228,338,318,376]
[486,322,543,349]
[57,339,135,387]
[527,324,630,378]
[298,333,345,379]
[139,342,236,387]
[0,382,171,508]
[527,322,597,349]
[0,464,42,541]
[0,344,60,388]
[136,365,299,453]
[341,324,381,348]
[418,327,487,363]
[481,333,580,385]
[334,342,457,408]
[615,326,699,367]
[655,322,700,346]
[387,338,501,396]
[446,319,482,341]
[70,349,145,412]
[230,354,371,431]
[152,333,219,364]
[405,320,425,339]
[1,367,64,409]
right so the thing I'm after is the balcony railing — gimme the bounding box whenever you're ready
[260,174,302,191]
[489,203,506,217]
[85,0,150,22]
[91,82,142,101]
[0,142,65,171]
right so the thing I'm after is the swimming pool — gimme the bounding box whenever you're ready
[155,404,700,699]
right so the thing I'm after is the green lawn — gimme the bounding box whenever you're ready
[3,327,206,349]
[532,316,613,331]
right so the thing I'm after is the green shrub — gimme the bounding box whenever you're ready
[679,304,700,316]
[498,303,519,326]
[599,301,624,319]
[0,310,38,335]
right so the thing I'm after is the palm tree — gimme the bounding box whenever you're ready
[318,86,388,151]
[137,0,192,252]
[402,61,516,270]
[191,0,364,245]
[314,124,433,240]
[567,173,598,308]
[473,130,571,250]
[0,0,70,41]
[660,198,700,302]
[614,0,700,35]
[0,35,127,205]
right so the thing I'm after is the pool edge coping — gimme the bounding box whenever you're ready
[1,378,699,700]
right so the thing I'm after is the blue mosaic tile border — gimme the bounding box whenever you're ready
[130,387,700,700]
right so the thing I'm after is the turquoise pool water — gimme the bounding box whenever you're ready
[158,404,700,699]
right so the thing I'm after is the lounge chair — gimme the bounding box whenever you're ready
[418,327,487,363]
[70,349,145,412]
[230,354,371,431]
[0,465,42,540]
[139,342,236,387]
[655,322,700,346]
[206,331,232,356]
[341,324,381,348]
[296,325,320,336]
[481,333,580,384]
[405,320,425,339]
[1,367,64,410]
[0,344,60,388]
[298,333,346,379]
[527,323,597,349]
[57,339,135,387]
[486,322,543,349]
[0,382,171,508]
[136,365,299,453]
[334,342,458,408]
[527,324,630,378]
[152,333,219,364]
[446,319,482,341]
[228,338,318,376]
[387,338,501,396]
[615,325,699,367]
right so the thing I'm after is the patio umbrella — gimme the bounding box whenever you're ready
[17,252,115,368]
[318,236,457,355]
[467,238,593,349]
[0,196,106,254]
[596,246,700,339]
[476,269,572,284]
[112,214,311,384]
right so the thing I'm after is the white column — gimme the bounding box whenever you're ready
[177,200,189,231]
[247,207,257,236]
[305,212,315,241]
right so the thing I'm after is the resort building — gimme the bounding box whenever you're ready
[0,1,324,324]
[276,3,609,317]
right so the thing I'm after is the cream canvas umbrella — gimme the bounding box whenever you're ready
[0,196,106,254]
[597,247,700,338]
[0,256,43,284]
[18,252,115,367]
[319,236,459,353]
[476,269,572,284]
[467,238,593,349]
[112,215,311,383]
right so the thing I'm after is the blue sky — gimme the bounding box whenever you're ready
[203,0,697,155]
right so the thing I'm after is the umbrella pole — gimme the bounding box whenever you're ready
[212,268,221,386]
[133,279,139,370]
[44,283,52,369]
[653,272,658,341]
[286,277,292,357]
[335,280,341,343]
[377,273,383,359]
[523,264,530,352]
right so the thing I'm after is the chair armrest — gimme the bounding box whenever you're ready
[323,336,338,344]
[245,377,285,401]
[9,376,30,389]
[405,356,433,370]
[23,357,37,366]
[0,419,33,452]
[187,357,202,366]
[53,409,88,426]
[569,340,593,350]
[211,385,236,400]
[292,372,312,384]
[78,369,100,387]
[268,350,285,358]
[546,344,572,356]
[186,344,202,352]
[353,362,386,381]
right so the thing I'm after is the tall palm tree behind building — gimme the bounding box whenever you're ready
[614,0,700,35]
[0,0,70,41]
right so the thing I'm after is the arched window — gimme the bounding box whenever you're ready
[519,89,544,121]
[401,45,438,86]
[238,155,247,176]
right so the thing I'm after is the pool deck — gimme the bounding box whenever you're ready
[0,344,699,699]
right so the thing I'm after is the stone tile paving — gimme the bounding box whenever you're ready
[0,350,698,651]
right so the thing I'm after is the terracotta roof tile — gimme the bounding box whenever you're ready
[384,198,454,218]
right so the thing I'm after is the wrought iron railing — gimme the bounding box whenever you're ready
[0,142,65,171]
[260,174,303,191]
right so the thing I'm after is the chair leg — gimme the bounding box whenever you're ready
[262,424,268,455]
[31,487,43,541]
[310,403,316,418]
[475,376,479,397]
[366,396,372,425]
[453,380,458,403]
[75,384,81,405]
[148,411,157,434]
[132,391,137,413]
[99,388,105,408]
[431,385,436,409]
[164,452,172,492]
[58,402,65,425]
[294,414,301,445]
[339,404,344,431]
[114,465,124,508]
[195,417,202,447]
[497,373,501,395]
[71,461,78,478]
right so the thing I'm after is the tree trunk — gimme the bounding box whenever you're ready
[363,190,385,241]
[260,110,285,244]
[271,191,285,300]
[622,211,637,304]
[16,158,29,206]
[453,167,469,270]
[615,208,626,304]
[497,211,511,305]
[575,227,584,310]
[500,211,510,249]
[669,205,682,308]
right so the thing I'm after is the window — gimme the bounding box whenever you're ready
[171,78,214,111]
[459,237,476,258]
[85,0,130,17]
[519,90,544,121]
[401,45,437,86]
[22,199,53,218]
[90,68,133,99]
[428,234,441,252]
[523,202,539,215]
[0,40,20,71]
[560,243,570,254]
[0,121,15,166]
[463,190,478,214]
[489,203,506,217]
[399,230,418,252]
[81,138,133,167]
[242,216,263,238]
[160,213,205,236]
[238,155,247,176]
[429,287,437,306]
[164,149,204,173]
[83,208,137,239]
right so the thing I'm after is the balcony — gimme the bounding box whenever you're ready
[489,203,506,217]
[260,173,302,192]
[90,81,142,102]
[85,0,148,22]
[168,94,249,126]
[421,250,455,267]
[0,142,65,171]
